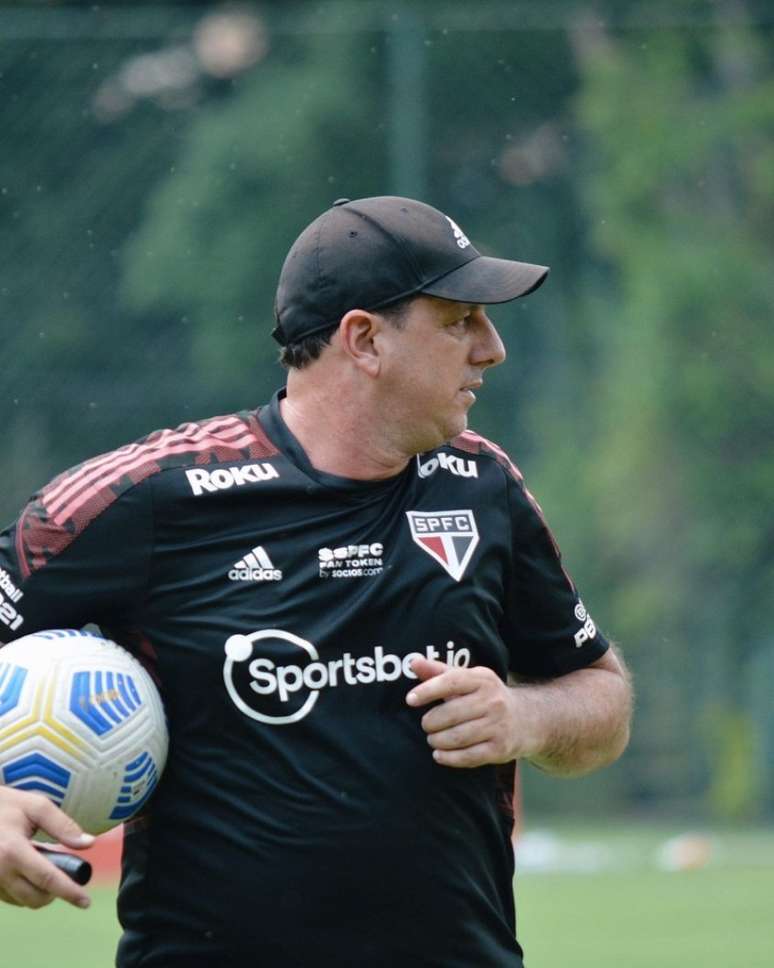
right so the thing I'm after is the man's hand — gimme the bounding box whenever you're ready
[406,649,632,775]
[406,657,524,768]
[0,787,94,909]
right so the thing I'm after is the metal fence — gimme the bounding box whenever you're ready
[2,0,772,820]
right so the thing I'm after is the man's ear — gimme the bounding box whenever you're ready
[338,309,383,377]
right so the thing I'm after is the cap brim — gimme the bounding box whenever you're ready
[420,255,549,305]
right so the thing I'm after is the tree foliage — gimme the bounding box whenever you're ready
[557,12,774,816]
[121,22,390,405]
[3,1,773,817]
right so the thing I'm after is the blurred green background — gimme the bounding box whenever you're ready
[1,0,773,960]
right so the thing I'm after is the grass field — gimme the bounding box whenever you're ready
[1,824,772,967]
[518,864,773,967]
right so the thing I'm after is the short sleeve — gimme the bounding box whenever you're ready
[0,477,152,645]
[501,472,609,679]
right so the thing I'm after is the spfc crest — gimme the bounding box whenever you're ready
[406,509,479,582]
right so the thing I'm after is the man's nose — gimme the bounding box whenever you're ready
[474,312,506,368]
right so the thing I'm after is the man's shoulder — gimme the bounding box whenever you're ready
[14,409,279,578]
[46,408,278,506]
[445,429,525,484]
[447,431,551,530]
[122,408,278,471]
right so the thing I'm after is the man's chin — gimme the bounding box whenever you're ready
[443,413,468,443]
[408,412,469,454]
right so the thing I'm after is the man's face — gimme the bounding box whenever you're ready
[374,295,506,454]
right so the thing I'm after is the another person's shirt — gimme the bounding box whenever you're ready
[0,389,608,968]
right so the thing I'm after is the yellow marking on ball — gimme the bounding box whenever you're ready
[0,678,89,757]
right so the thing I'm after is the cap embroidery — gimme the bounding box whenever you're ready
[444,215,471,250]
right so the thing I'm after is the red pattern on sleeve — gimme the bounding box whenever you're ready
[17,411,278,578]
[450,429,569,576]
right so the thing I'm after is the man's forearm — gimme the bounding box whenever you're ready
[408,647,631,772]
[511,646,632,777]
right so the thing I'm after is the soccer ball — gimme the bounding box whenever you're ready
[0,629,168,837]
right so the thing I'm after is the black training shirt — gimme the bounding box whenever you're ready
[0,389,608,968]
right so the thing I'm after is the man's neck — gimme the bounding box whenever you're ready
[280,377,410,481]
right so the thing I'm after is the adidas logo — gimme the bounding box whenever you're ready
[228,546,282,583]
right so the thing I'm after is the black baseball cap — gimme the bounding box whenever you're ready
[272,195,549,345]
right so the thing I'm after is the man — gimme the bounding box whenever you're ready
[0,196,631,967]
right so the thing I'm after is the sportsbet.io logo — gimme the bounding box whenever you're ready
[222,629,470,726]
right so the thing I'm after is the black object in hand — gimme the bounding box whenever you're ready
[34,845,93,886]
